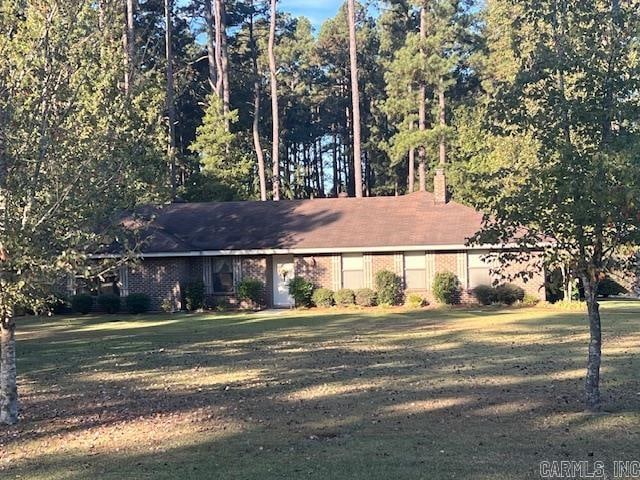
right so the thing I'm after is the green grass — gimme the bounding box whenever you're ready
[1,302,639,479]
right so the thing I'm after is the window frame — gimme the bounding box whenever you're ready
[467,250,495,289]
[342,253,364,290]
[404,251,427,290]
[211,257,235,294]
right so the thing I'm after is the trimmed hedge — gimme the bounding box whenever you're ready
[473,283,526,306]
[71,294,93,314]
[312,288,334,307]
[182,280,205,311]
[126,293,151,314]
[288,277,315,307]
[97,293,121,314]
[495,283,525,305]
[355,288,376,307]
[597,278,627,297]
[473,284,497,305]
[237,278,265,308]
[375,270,403,305]
[433,271,461,305]
[334,288,356,306]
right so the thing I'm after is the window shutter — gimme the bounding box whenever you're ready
[118,265,129,297]
[202,258,213,294]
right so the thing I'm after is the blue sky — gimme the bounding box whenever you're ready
[279,0,345,29]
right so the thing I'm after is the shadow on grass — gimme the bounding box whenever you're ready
[3,303,639,479]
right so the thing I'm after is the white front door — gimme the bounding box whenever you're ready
[272,255,294,307]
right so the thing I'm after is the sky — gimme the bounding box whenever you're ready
[279,0,345,29]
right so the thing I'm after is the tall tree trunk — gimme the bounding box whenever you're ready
[0,312,17,425]
[216,0,230,120]
[438,80,446,166]
[164,0,177,198]
[417,5,426,191]
[408,121,415,193]
[204,0,218,94]
[347,0,363,197]
[331,130,340,197]
[581,271,602,412]
[213,0,224,99]
[249,4,267,201]
[268,0,280,201]
[123,0,135,94]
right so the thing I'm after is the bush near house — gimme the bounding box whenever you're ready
[375,270,403,305]
[355,288,377,307]
[71,294,94,314]
[334,288,356,306]
[236,278,265,309]
[495,284,526,305]
[312,288,334,307]
[433,272,461,305]
[126,293,151,314]
[97,293,121,314]
[288,277,315,307]
[473,285,497,305]
[182,280,205,311]
[597,278,627,298]
[405,293,427,309]
[473,284,526,306]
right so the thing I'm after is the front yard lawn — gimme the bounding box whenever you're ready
[1,302,639,479]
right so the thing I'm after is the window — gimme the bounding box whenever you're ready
[212,258,234,293]
[342,253,364,289]
[468,251,494,288]
[404,252,426,289]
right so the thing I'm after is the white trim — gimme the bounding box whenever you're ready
[91,242,547,259]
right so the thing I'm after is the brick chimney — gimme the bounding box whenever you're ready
[434,168,448,204]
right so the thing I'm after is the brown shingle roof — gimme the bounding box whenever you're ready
[125,192,485,253]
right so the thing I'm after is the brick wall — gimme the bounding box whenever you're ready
[241,256,267,280]
[294,255,334,289]
[128,250,546,311]
[128,258,189,311]
[371,253,397,278]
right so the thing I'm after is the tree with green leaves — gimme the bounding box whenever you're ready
[0,0,160,424]
[462,0,640,412]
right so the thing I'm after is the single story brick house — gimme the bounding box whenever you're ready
[83,190,546,310]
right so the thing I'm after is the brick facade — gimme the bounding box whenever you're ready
[128,258,189,311]
[126,250,546,310]
[294,255,334,290]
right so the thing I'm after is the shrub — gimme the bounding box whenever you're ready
[97,293,121,314]
[355,288,377,307]
[71,294,94,314]
[495,283,525,305]
[334,288,356,306]
[312,288,334,307]
[375,270,403,306]
[49,296,71,315]
[236,278,265,308]
[433,271,461,305]
[126,293,151,314]
[161,298,176,313]
[597,278,627,297]
[473,285,497,306]
[521,293,540,307]
[405,293,427,309]
[288,277,314,307]
[182,280,205,311]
